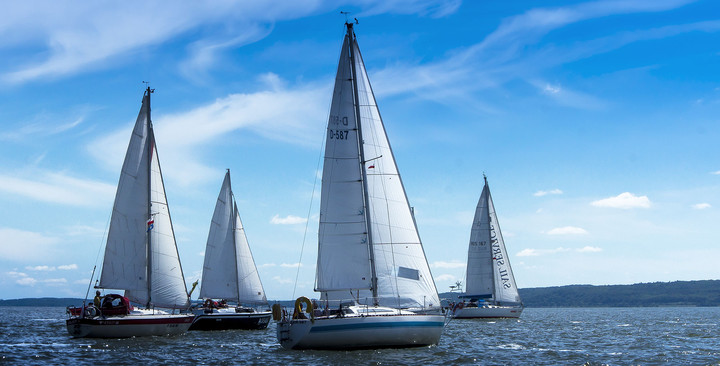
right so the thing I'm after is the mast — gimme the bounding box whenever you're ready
[145,86,154,309]
[347,22,378,304]
[229,170,242,303]
[483,174,495,301]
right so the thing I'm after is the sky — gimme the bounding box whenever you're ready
[1,0,719,301]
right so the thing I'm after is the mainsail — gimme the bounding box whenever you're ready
[199,171,267,304]
[98,88,190,310]
[315,23,439,309]
[464,176,520,305]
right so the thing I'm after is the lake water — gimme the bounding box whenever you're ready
[1,306,718,365]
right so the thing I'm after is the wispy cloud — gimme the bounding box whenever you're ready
[0,228,60,261]
[279,262,303,268]
[271,214,308,225]
[517,246,601,256]
[534,189,563,197]
[591,192,651,209]
[0,171,114,207]
[547,226,589,235]
[434,274,457,282]
[372,0,699,108]
[25,264,78,271]
[0,1,461,85]
[711,170,720,175]
[430,260,466,269]
[88,77,328,187]
[692,203,711,210]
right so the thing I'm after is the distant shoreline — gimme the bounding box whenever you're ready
[3,280,718,307]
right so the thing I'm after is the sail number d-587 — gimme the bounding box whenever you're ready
[328,129,349,140]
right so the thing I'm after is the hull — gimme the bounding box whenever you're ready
[66,314,194,338]
[189,309,271,331]
[277,314,444,350]
[452,305,523,319]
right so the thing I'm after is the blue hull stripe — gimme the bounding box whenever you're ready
[309,321,444,333]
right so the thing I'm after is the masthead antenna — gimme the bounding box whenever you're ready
[340,11,350,23]
[142,80,154,93]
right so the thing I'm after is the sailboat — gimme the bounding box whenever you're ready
[189,170,271,331]
[275,22,444,350]
[452,175,523,318]
[66,87,195,338]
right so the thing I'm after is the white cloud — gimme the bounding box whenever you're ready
[547,226,588,235]
[0,171,114,207]
[434,274,457,282]
[0,228,60,261]
[591,192,651,209]
[272,276,294,285]
[16,277,37,286]
[692,203,711,210]
[26,265,55,271]
[711,170,720,175]
[271,214,308,225]
[260,263,277,268]
[517,246,600,256]
[43,278,68,286]
[88,80,328,187]
[534,189,563,197]
[58,264,78,270]
[543,84,561,94]
[430,261,466,269]
[517,248,541,257]
[1,1,459,84]
[279,263,302,268]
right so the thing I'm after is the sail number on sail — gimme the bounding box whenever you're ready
[328,129,349,140]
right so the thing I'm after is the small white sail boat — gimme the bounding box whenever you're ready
[275,22,444,350]
[189,170,271,331]
[66,87,195,338]
[452,175,523,318]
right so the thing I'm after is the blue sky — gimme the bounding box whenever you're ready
[1,0,718,301]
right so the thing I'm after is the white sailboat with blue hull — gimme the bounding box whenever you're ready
[275,22,444,350]
[452,175,523,318]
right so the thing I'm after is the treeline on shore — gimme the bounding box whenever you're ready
[3,280,718,307]
[440,280,720,307]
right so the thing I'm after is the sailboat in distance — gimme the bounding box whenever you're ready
[66,87,195,338]
[189,170,271,330]
[452,175,523,318]
[275,22,444,350]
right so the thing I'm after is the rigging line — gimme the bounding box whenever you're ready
[291,109,328,301]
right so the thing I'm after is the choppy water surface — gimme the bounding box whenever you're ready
[1,307,718,365]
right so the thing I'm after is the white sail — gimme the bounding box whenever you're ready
[464,177,520,305]
[316,24,439,309]
[199,171,267,304]
[464,183,494,299]
[316,33,373,294]
[99,89,190,309]
[487,191,520,304]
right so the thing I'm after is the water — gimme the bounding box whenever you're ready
[1,307,718,365]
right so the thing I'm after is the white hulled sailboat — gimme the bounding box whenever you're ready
[275,22,444,350]
[190,170,271,330]
[452,175,523,318]
[66,87,194,338]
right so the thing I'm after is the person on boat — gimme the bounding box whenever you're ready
[93,290,102,307]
